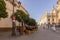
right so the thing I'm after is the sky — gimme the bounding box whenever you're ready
[18,0,57,22]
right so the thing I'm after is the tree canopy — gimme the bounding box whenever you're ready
[11,10,37,26]
[0,0,8,19]
[12,10,29,23]
[28,18,37,26]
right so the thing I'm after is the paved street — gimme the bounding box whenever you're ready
[0,27,60,40]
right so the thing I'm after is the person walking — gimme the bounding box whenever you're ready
[52,23,56,31]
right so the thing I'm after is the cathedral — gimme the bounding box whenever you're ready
[39,0,60,26]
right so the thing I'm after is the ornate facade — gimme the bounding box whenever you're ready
[39,11,48,25]
[39,0,60,26]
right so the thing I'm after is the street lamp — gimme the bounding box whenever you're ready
[11,0,16,36]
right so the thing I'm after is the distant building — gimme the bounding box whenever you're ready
[39,0,60,26]
[39,11,48,25]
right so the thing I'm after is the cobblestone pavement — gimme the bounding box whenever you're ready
[0,27,60,40]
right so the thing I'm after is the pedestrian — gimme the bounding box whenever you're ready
[52,24,56,31]
[16,26,20,35]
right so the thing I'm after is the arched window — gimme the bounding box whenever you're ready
[52,19,54,21]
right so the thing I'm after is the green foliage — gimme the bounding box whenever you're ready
[0,0,8,18]
[28,18,37,26]
[12,10,29,23]
[11,10,37,26]
[11,11,21,22]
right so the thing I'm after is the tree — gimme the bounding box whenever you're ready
[11,10,38,30]
[11,10,29,26]
[26,18,38,30]
[28,18,37,26]
[0,0,8,20]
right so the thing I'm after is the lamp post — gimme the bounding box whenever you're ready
[21,19,24,35]
[12,0,16,36]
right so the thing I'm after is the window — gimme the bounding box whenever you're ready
[48,22,50,24]
[52,19,54,21]
[48,19,50,21]
[58,19,60,24]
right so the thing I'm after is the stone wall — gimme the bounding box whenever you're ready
[0,0,29,28]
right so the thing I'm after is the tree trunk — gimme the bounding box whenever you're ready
[0,18,1,21]
[19,22,21,26]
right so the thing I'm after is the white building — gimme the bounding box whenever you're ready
[38,11,48,26]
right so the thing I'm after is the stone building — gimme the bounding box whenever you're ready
[39,0,60,27]
[0,0,29,29]
[39,11,49,25]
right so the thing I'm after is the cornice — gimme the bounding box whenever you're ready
[20,5,29,15]
[5,0,29,15]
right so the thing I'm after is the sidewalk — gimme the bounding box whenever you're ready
[56,28,60,34]
[0,31,37,40]
[0,32,12,38]
[47,27,60,34]
[0,32,25,40]
[0,28,60,40]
